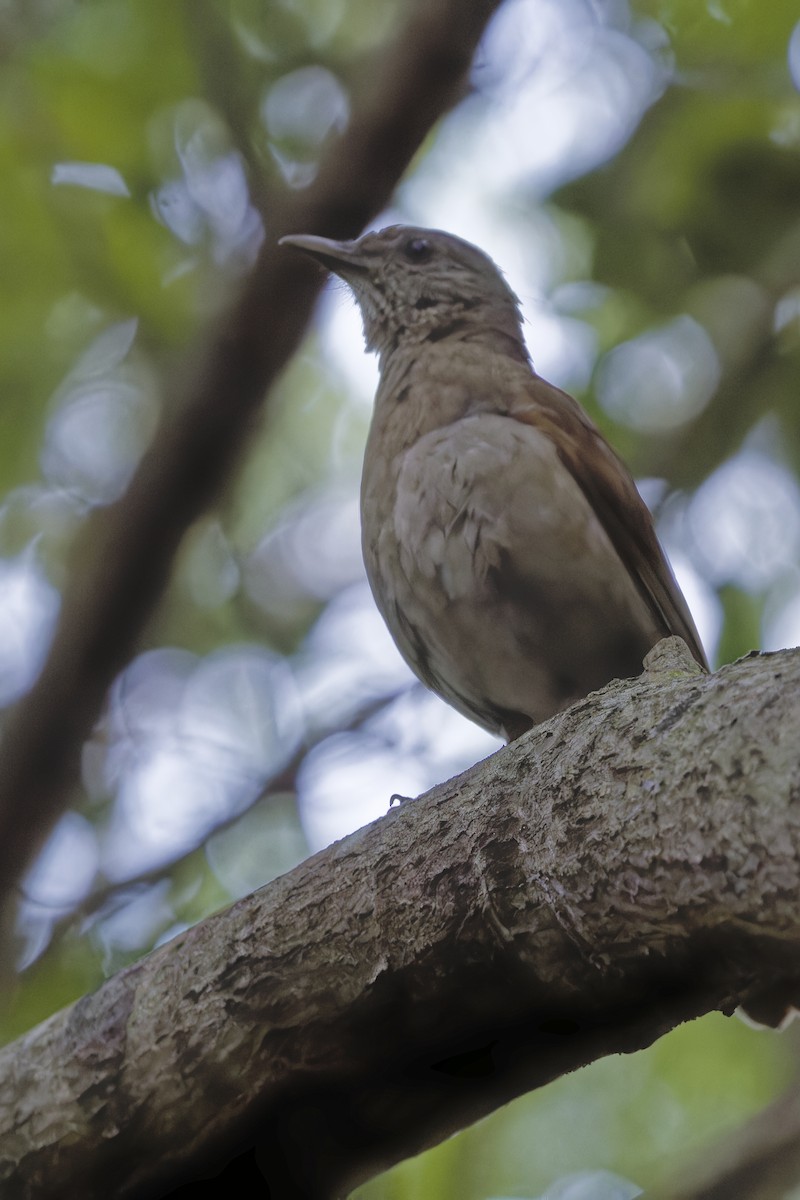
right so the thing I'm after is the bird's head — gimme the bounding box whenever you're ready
[280,225,526,361]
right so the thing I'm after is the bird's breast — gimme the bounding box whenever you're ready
[359,410,661,734]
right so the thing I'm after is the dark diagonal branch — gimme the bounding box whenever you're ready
[2,641,799,1200]
[0,0,505,904]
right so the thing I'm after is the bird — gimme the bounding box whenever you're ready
[280,225,708,742]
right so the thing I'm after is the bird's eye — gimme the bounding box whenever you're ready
[403,237,433,263]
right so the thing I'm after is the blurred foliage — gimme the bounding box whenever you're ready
[1,0,799,1195]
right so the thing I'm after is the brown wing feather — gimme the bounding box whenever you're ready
[511,377,709,671]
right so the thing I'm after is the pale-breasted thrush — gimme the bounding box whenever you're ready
[281,226,708,741]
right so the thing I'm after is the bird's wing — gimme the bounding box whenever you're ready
[510,376,709,670]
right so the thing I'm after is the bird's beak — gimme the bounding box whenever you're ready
[279,233,370,278]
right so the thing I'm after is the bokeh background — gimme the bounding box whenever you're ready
[1,0,799,1196]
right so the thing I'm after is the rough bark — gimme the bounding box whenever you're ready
[1,639,799,1200]
[0,0,505,911]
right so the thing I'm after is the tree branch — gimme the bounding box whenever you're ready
[2,640,799,1200]
[0,0,505,906]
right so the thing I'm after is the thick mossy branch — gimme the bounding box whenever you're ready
[1,641,799,1200]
